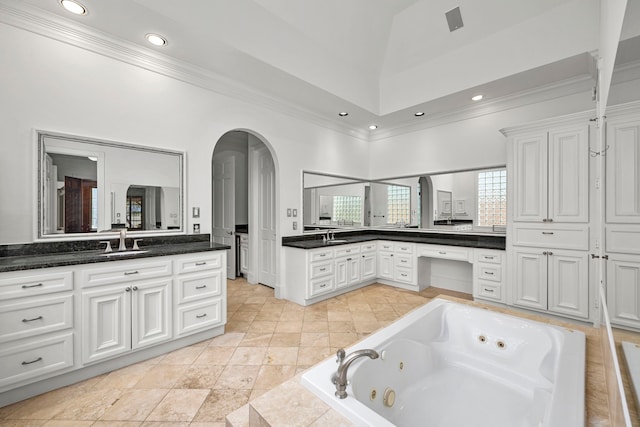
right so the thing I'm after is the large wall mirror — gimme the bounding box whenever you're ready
[37,131,184,239]
[302,167,506,233]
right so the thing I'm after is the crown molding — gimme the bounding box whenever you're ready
[0,0,371,141]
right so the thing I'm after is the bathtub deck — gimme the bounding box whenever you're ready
[227,294,612,427]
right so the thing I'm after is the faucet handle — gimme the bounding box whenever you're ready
[336,348,346,365]
[100,241,113,253]
[133,239,143,250]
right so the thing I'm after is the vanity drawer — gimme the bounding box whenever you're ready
[310,261,333,279]
[378,242,395,252]
[395,254,413,268]
[478,265,502,282]
[477,280,502,301]
[361,243,377,253]
[419,246,470,262]
[0,270,73,300]
[0,332,74,389]
[395,244,414,254]
[176,298,224,337]
[176,271,222,304]
[394,267,414,284]
[176,253,223,274]
[309,276,335,297]
[0,295,73,343]
[477,251,503,264]
[606,226,640,254]
[310,249,334,263]
[335,245,360,258]
[81,260,172,288]
[513,225,589,250]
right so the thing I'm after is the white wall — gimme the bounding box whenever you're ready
[0,22,370,245]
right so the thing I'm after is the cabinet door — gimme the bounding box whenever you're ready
[240,243,249,273]
[82,285,130,364]
[132,279,172,349]
[347,257,361,286]
[513,249,547,310]
[548,126,589,223]
[548,250,588,318]
[606,118,640,223]
[361,253,376,281]
[377,253,394,280]
[335,258,348,288]
[607,256,640,329]
[513,133,548,222]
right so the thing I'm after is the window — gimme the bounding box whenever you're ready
[477,169,506,227]
[332,195,362,224]
[387,185,410,224]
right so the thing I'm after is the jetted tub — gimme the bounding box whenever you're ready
[302,298,585,427]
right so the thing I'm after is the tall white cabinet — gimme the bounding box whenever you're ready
[505,113,592,321]
[605,103,640,329]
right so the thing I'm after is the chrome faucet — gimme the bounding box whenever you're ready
[118,228,127,251]
[332,348,379,399]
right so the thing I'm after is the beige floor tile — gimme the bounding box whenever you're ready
[158,345,205,365]
[208,331,245,347]
[133,364,188,389]
[247,321,277,333]
[194,346,235,365]
[253,311,281,322]
[52,389,123,421]
[92,421,143,426]
[278,311,305,322]
[192,389,251,423]
[328,321,356,332]
[269,332,301,346]
[263,347,298,365]
[297,347,333,366]
[174,365,225,389]
[99,389,168,421]
[42,421,94,426]
[0,421,48,426]
[238,332,273,347]
[301,321,329,333]
[214,365,261,390]
[145,389,209,422]
[300,332,330,347]
[329,332,360,348]
[327,311,353,322]
[253,365,297,390]
[94,363,154,389]
[228,347,268,365]
[229,311,258,323]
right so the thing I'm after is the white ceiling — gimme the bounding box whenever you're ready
[7,0,640,135]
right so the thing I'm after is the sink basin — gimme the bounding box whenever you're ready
[100,250,148,257]
[326,240,348,244]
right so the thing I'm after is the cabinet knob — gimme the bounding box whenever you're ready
[125,287,131,292]
[132,286,138,291]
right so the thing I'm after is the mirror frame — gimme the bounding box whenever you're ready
[36,130,186,241]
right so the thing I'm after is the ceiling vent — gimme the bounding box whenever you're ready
[445,7,464,32]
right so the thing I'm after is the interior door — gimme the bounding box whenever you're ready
[212,154,236,278]
[257,147,276,287]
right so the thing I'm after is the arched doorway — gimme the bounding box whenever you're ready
[212,130,278,288]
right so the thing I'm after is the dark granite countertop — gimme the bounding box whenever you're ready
[282,229,505,250]
[0,235,229,273]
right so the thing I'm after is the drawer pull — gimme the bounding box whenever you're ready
[22,283,43,289]
[439,251,447,255]
[346,258,352,261]
[542,232,554,235]
[400,273,407,277]
[196,313,208,319]
[483,288,495,293]
[319,268,326,272]
[401,259,408,263]
[483,256,495,260]
[195,285,207,289]
[124,271,139,276]
[319,254,326,257]
[485,271,494,275]
[320,283,327,288]
[22,316,43,323]
[195,261,207,266]
[22,357,43,365]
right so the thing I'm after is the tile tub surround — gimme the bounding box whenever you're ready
[228,295,614,427]
[282,228,505,250]
[0,234,229,272]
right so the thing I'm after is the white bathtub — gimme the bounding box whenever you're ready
[302,298,585,427]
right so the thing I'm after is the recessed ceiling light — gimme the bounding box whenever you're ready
[60,0,87,15]
[146,33,168,47]
[472,94,484,101]
[369,125,378,130]
[338,112,349,117]
[414,112,425,117]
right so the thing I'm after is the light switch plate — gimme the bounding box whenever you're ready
[287,208,292,217]
[192,207,200,218]
[292,209,298,217]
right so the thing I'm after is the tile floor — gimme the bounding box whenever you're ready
[0,278,471,426]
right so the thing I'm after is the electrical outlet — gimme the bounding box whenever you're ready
[292,221,297,230]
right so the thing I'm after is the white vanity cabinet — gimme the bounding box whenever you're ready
[605,106,640,330]
[335,244,361,289]
[473,249,505,303]
[174,252,226,337]
[360,243,377,282]
[239,233,249,276]
[80,260,173,364]
[505,113,592,322]
[0,268,74,391]
[376,241,417,287]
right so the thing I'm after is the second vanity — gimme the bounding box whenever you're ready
[282,229,505,307]
[0,235,229,407]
